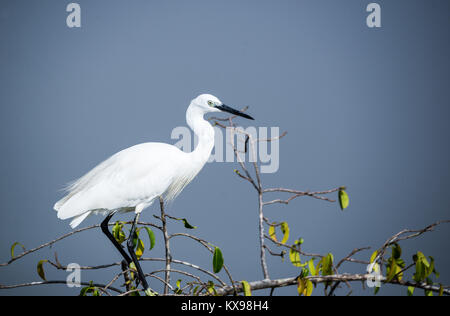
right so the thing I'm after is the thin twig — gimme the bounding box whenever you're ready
[169,233,234,287]
[215,274,450,296]
[140,257,226,286]
[0,280,122,294]
[159,197,172,295]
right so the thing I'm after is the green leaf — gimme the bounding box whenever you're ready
[79,281,98,296]
[297,278,313,296]
[321,253,334,276]
[79,287,90,296]
[386,259,398,282]
[129,262,137,281]
[407,286,415,296]
[413,251,434,282]
[170,216,198,229]
[386,255,404,282]
[297,277,306,296]
[135,238,145,259]
[370,251,378,264]
[143,227,156,250]
[318,253,334,290]
[299,268,309,279]
[181,218,197,229]
[416,252,428,267]
[174,279,183,295]
[308,259,317,276]
[338,189,349,210]
[10,242,25,259]
[131,228,140,249]
[207,281,217,296]
[395,264,404,281]
[426,256,435,279]
[289,239,305,267]
[280,222,290,244]
[373,263,380,274]
[305,280,313,296]
[212,247,224,274]
[414,260,425,282]
[289,248,302,267]
[37,260,48,281]
[268,225,277,242]
[242,280,252,296]
[392,243,402,260]
[374,286,380,295]
[112,221,126,244]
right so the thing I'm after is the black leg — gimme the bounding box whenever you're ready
[127,213,151,293]
[101,212,132,265]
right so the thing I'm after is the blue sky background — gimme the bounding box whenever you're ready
[0,0,449,296]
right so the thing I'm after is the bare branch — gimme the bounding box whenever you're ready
[169,233,235,287]
[336,247,371,269]
[159,197,172,295]
[0,280,122,294]
[262,187,340,205]
[374,220,450,264]
[0,221,160,267]
[140,257,226,286]
[215,274,450,296]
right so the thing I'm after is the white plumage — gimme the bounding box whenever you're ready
[54,94,253,228]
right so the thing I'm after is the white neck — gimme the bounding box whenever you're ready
[186,103,215,166]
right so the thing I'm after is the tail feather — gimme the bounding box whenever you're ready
[54,191,95,228]
[69,212,91,229]
[54,195,71,212]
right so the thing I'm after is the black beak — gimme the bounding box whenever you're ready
[215,104,254,120]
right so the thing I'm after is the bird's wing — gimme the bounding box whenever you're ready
[54,143,186,220]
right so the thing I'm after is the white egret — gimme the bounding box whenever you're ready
[53,94,254,294]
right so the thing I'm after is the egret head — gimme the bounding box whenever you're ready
[192,94,254,120]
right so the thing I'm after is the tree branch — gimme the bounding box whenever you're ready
[215,274,450,296]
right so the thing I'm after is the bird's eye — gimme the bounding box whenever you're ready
[207,100,214,107]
